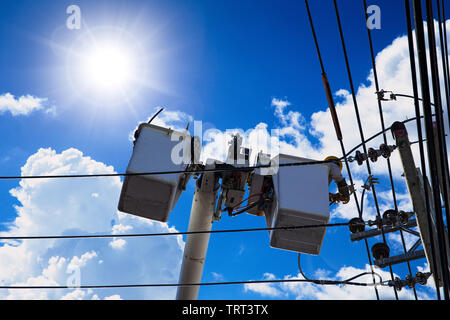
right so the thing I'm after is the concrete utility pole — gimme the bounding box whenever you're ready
[391,121,449,286]
[176,165,218,300]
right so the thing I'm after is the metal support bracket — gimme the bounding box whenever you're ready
[374,250,426,268]
[350,220,417,242]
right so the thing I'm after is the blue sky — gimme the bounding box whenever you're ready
[0,0,445,300]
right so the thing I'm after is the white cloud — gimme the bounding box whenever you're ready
[210,272,225,281]
[61,289,87,300]
[104,294,122,300]
[67,251,98,271]
[0,93,48,116]
[109,238,126,250]
[0,147,184,300]
[271,98,304,130]
[244,273,287,298]
[245,265,434,300]
[112,224,133,234]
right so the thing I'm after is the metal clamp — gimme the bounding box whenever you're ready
[388,272,432,291]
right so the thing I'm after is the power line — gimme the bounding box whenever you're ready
[297,252,384,285]
[0,159,343,181]
[333,0,398,299]
[404,0,441,299]
[0,222,350,241]
[423,0,450,299]
[436,0,450,133]
[362,0,417,300]
[0,277,388,290]
[412,0,450,299]
[343,114,428,158]
[147,108,164,124]
[305,0,379,299]
[0,117,432,182]
[440,0,450,118]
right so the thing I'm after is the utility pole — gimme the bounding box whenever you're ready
[176,164,218,300]
[412,0,450,298]
[391,121,443,285]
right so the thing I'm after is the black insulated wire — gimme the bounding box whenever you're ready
[434,0,450,247]
[333,0,398,300]
[0,159,344,180]
[344,114,431,159]
[297,253,384,284]
[362,0,418,300]
[436,0,450,134]
[424,0,450,299]
[404,0,441,299]
[305,0,379,299]
[0,277,387,290]
[441,0,450,111]
[412,0,450,300]
[0,222,351,241]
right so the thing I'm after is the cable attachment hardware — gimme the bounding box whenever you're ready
[382,209,413,227]
[367,148,378,162]
[388,272,432,291]
[362,175,379,191]
[350,144,396,166]
[329,192,349,205]
[187,164,204,181]
[367,210,414,229]
[379,143,396,159]
[376,89,396,101]
[329,184,354,206]
[348,217,366,234]
[354,150,367,166]
[367,145,396,162]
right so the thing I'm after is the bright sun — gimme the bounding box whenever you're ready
[63,27,151,108]
[82,44,134,91]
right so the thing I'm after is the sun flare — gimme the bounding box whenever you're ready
[82,44,134,91]
[61,25,158,109]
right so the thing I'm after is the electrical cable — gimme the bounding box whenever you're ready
[147,108,164,124]
[412,0,450,299]
[431,0,450,247]
[404,0,442,299]
[0,222,351,241]
[440,0,450,112]
[0,277,388,290]
[229,199,265,216]
[359,187,367,219]
[297,253,384,285]
[436,0,450,133]
[363,0,417,300]
[0,159,343,180]
[424,0,450,299]
[333,0,398,299]
[393,93,434,105]
[229,193,263,211]
[297,253,311,281]
[305,0,379,299]
[0,115,432,182]
[344,113,434,159]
